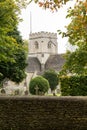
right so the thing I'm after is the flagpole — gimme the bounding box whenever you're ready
[30,11,32,34]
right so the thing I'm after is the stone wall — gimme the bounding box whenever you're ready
[0,96,87,130]
[29,32,57,39]
[29,31,58,55]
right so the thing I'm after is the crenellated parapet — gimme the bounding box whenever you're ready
[29,31,58,65]
[29,31,57,39]
[29,31,58,56]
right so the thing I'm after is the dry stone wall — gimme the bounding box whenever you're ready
[0,96,87,130]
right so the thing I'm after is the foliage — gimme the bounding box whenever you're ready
[0,46,27,83]
[0,0,19,34]
[0,73,3,80]
[59,49,87,76]
[17,0,87,11]
[65,1,87,46]
[29,76,49,95]
[15,0,30,8]
[38,0,69,11]
[0,73,4,88]
[23,40,29,53]
[42,70,59,91]
[0,0,19,62]
[60,75,87,96]
[8,27,23,45]
[58,1,87,75]
[18,0,79,11]
[0,0,27,83]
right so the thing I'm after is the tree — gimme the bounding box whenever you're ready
[29,76,49,95]
[0,46,27,83]
[16,0,79,11]
[60,49,87,75]
[58,1,87,75]
[0,0,19,62]
[65,1,87,46]
[0,0,27,84]
[34,0,74,11]
[8,27,23,45]
[32,0,86,12]
[6,27,27,83]
[42,70,59,92]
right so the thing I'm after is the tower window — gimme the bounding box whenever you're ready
[35,41,39,49]
[48,42,51,49]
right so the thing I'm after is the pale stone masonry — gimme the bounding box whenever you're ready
[27,31,65,73]
[29,31,58,56]
[2,31,65,95]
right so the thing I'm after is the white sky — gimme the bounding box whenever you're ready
[18,1,75,53]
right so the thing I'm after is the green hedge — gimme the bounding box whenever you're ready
[60,75,87,96]
[29,76,49,95]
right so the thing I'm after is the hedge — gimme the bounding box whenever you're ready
[60,75,87,96]
[29,76,49,95]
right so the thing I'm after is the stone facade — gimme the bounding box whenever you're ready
[27,31,65,73]
[29,31,58,65]
[2,31,65,95]
[26,31,65,93]
[29,31,57,54]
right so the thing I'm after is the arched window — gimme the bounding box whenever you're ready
[48,41,52,49]
[35,41,39,49]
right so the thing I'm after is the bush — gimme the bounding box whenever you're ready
[29,76,49,95]
[0,73,4,88]
[60,75,87,96]
[42,70,59,91]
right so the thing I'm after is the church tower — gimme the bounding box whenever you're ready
[29,31,58,70]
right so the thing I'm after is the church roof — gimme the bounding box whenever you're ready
[26,57,41,73]
[26,54,65,74]
[45,54,65,71]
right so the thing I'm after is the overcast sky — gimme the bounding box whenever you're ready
[18,1,75,53]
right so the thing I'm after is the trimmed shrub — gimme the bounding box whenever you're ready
[60,75,87,96]
[42,70,59,91]
[29,76,49,95]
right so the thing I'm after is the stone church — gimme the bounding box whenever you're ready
[2,31,65,95]
[26,31,65,76]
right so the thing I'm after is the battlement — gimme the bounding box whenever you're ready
[29,31,57,39]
